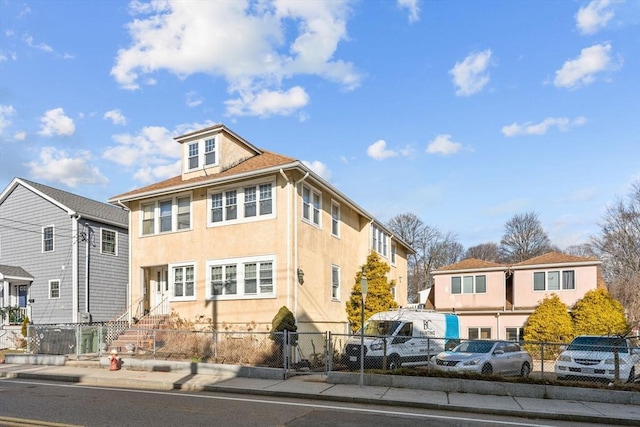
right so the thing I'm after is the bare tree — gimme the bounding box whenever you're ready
[464,242,501,262]
[387,213,424,303]
[591,181,640,326]
[499,212,553,263]
[388,213,463,303]
[563,243,597,258]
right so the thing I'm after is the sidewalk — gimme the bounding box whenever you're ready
[1,362,639,426]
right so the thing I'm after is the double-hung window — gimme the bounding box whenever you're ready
[331,265,340,300]
[209,182,274,225]
[468,327,491,339]
[140,195,191,235]
[49,280,60,299]
[302,185,321,227]
[205,138,216,166]
[101,229,117,255]
[533,270,576,291]
[372,225,388,257]
[172,265,195,299]
[331,202,340,237]
[451,275,486,294]
[208,256,275,299]
[43,226,54,252]
[188,143,199,169]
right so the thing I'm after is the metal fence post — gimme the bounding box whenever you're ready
[540,342,545,376]
[26,324,31,353]
[153,329,157,359]
[326,331,332,372]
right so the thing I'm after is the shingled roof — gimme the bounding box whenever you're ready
[10,178,128,226]
[512,251,599,266]
[434,258,504,272]
[110,150,295,202]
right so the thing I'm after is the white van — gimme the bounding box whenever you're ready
[341,309,460,370]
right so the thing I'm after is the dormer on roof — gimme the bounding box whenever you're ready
[176,123,263,181]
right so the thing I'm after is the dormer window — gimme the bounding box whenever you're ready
[205,138,216,165]
[185,135,219,171]
[188,143,199,169]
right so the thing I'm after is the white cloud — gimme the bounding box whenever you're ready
[367,139,398,160]
[225,87,310,117]
[14,131,26,140]
[449,49,492,96]
[302,160,332,181]
[103,109,127,126]
[426,134,463,155]
[185,91,203,108]
[576,0,615,35]
[553,43,617,89]
[23,34,53,52]
[111,1,360,117]
[27,147,108,187]
[0,104,16,136]
[103,126,180,167]
[38,108,75,136]
[501,116,587,137]
[397,0,420,23]
[102,121,215,183]
[0,50,17,62]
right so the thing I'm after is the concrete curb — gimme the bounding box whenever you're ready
[328,371,640,405]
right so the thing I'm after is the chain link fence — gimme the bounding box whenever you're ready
[21,324,640,387]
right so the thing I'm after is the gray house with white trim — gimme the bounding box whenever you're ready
[0,178,129,326]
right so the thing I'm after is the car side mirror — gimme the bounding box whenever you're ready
[493,349,504,355]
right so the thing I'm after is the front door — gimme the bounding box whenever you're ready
[18,285,28,307]
[152,267,169,315]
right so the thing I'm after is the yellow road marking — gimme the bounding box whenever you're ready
[0,416,83,427]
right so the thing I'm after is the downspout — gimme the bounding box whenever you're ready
[279,169,292,310]
[294,171,310,324]
[70,213,80,323]
[84,222,90,319]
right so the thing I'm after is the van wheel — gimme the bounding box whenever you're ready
[481,363,493,375]
[520,362,531,378]
[388,355,401,370]
[628,367,636,383]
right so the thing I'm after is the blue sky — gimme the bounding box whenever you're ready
[1,0,639,250]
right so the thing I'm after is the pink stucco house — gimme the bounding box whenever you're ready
[427,252,604,340]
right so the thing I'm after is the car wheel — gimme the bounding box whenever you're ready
[481,363,493,375]
[520,362,531,378]
[628,367,636,384]
[388,354,401,370]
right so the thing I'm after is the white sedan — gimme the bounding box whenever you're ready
[434,340,532,377]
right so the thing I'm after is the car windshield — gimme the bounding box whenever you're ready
[452,341,495,354]
[567,336,628,353]
[362,320,401,336]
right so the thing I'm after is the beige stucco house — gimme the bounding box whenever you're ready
[108,124,411,334]
[427,252,603,340]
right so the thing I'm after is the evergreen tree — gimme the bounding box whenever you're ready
[523,294,573,359]
[345,252,398,333]
[572,288,629,336]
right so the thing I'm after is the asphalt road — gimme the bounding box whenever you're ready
[0,378,596,427]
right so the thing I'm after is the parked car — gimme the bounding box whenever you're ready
[433,340,532,377]
[555,335,640,383]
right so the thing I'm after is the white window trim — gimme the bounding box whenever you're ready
[185,135,220,171]
[140,192,192,236]
[532,270,575,292]
[468,327,492,340]
[372,225,388,258]
[390,242,397,266]
[42,225,55,253]
[301,184,322,228]
[206,255,276,301]
[169,262,197,301]
[207,180,276,227]
[100,227,118,256]
[49,279,60,299]
[330,200,340,238]
[450,275,487,294]
[331,264,340,301]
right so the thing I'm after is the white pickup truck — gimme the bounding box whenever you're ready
[555,335,640,383]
